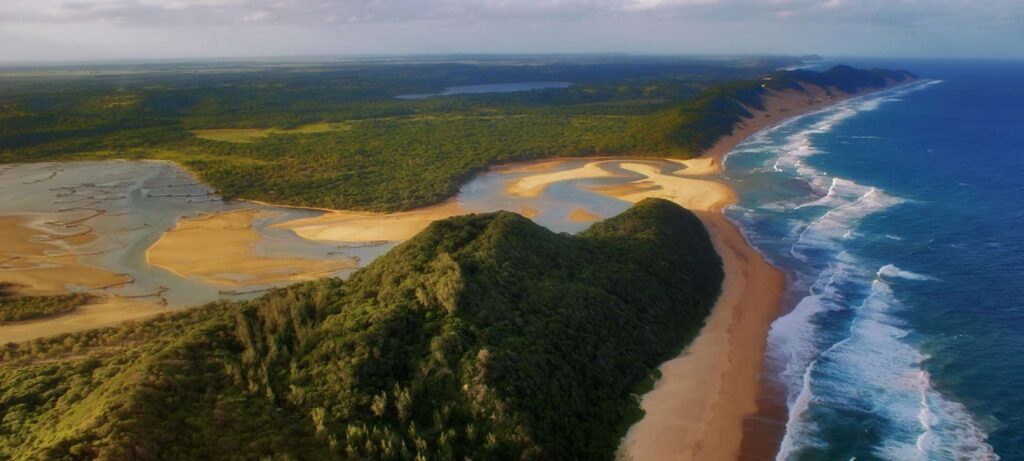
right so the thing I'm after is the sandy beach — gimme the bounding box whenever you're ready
[221,86,870,461]
[616,82,907,461]
[266,84,886,460]
[498,157,782,461]
[460,148,784,461]
[612,176,785,461]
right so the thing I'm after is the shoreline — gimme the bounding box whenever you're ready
[619,80,916,461]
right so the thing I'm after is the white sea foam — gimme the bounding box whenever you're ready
[776,274,998,460]
[877,264,939,282]
[771,255,867,459]
[746,80,997,460]
[790,186,904,263]
[775,361,822,459]
[796,177,870,210]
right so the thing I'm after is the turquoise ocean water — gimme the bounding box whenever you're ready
[724,59,1024,460]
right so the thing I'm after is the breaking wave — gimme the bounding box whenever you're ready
[725,80,996,460]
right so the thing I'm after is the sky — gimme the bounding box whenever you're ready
[1,0,1023,63]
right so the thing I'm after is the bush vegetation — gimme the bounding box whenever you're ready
[0,284,90,323]
[0,57,912,211]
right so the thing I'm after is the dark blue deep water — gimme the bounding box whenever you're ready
[723,60,1024,460]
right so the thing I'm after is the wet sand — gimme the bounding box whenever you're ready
[0,161,370,343]
[1,88,905,456]
[0,216,130,295]
[146,208,359,287]
[517,205,540,219]
[703,83,857,161]
[0,215,173,343]
[602,162,736,211]
[613,185,785,461]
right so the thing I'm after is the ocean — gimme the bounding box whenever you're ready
[723,59,1024,460]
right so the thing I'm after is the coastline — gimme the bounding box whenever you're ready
[619,80,914,461]
[1,79,911,457]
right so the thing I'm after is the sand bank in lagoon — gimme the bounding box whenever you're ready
[146,208,359,287]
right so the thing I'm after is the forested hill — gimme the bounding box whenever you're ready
[634,65,917,155]
[0,59,913,212]
[0,198,723,460]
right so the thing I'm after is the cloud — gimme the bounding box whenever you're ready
[0,0,1017,28]
[0,0,1022,60]
[623,0,719,12]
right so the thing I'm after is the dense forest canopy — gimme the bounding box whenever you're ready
[0,199,723,460]
[0,56,912,211]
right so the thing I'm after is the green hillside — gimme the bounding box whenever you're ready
[0,198,723,460]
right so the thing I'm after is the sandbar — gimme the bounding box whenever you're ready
[147,208,358,287]
[505,160,619,198]
[0,215,130,295]
[274,201,465,243]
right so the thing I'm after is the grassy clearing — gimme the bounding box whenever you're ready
[192,122,351,143]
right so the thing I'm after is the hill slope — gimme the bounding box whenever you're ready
[0,198,723,460]
[634,65,917,155]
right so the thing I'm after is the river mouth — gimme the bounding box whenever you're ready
[0,156,724,338]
